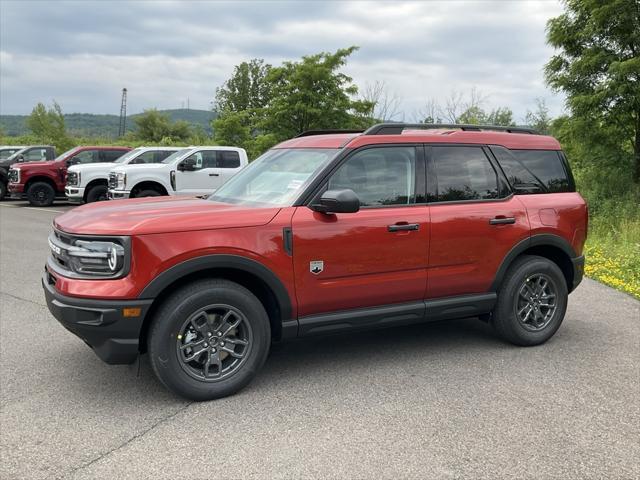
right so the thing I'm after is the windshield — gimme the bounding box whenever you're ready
[53,147,80,162]
[209,148,339,207]
[162,149,192,164]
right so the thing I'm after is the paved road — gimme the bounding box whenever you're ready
[1,201,639,479]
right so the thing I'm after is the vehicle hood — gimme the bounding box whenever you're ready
[54,196,281,236]
[69,162,115,173]
[9,161,57,170]
[110,163,168,173]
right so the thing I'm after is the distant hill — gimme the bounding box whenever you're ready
[0,109,216,138]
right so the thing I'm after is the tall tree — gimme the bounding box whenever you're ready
[525,98,552,134]
[545,0,640,181]
[134,109,192,142]
[26,101,73,151]
[214,59,272,113]
[263,46,374,139]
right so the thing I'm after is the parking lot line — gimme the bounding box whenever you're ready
[0,203,66,213]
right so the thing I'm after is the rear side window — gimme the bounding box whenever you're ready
[217,150,241,168]
[490,146,545,194]
[102,150,127,162]
[432,146,499,201]
[511,150,571,193]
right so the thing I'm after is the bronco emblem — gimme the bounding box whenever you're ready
[310,260,324,275]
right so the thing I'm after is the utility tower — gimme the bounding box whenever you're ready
[118,88,127,137]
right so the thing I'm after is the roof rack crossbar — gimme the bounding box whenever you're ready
[295,129,365,138]
[364,123,538,136]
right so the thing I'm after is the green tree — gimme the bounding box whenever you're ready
[215,59,272,113]
[134,109,192,142]
[263,46,374,139]
[545,0,640,181]
[457,106,514,126]
[26,101,73,150]
[525,98,552,134]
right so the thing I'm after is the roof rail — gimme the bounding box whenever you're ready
[364,123,538,135]
[295,129,365,138]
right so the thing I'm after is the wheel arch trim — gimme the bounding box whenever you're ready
[491,234,578,292]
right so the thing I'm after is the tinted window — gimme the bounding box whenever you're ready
[131,151,159,164]
[491,146,545,194]
[218,150,241,168]
[72,150,98,164]
[186,151,217,169]
[24,148,48,161]
[328,146,417,207]
[433,146,498,201]
[156,150,176,162]
[512,150,570,192]
[102,150,127,162]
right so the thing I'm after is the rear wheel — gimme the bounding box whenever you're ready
[85,184,108,202]
[148,279,271,401]
[492,255,568,346]
[26,182,55,207]
[134,189,161,198]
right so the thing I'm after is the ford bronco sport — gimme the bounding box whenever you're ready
[43,124,587,401]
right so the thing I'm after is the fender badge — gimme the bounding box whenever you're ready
[310,260,324,275]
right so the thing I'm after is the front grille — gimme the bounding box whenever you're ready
[108,172,117,189]
[66,171,78,186]
[8,169,19,183]
[49,230,75,272]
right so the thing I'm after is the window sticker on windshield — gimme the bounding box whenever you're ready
[287,179,304,190]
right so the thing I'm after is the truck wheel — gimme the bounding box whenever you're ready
[492,255,568,346]
[0,181,6,201]
[27,182,55,207]
[86,185,108,203]
[148,279,271,401]
[134,189,161,198]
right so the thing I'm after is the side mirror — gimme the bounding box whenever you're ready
[66,158,78,167]
[16,155,24,163]
[311,189,360,214]
[178,157,196,171]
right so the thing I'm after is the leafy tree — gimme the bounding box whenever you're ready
[457,106,514,126]
[263,46,374,139]
[215,59,272,113]
[134,109,192,142]
[545,0,640,181]
[26,101,73,150]
[525,98,552,134]
[486,107,515,127]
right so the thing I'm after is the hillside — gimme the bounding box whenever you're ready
[0,109,216,138]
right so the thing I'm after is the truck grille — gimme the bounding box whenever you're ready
[8,169,19,183]
[108,172,117,189]
[66,171,78,186]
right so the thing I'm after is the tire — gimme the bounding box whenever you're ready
[26,182,55,207]
[85,184,108,203]
[133,189,161,198]
[491,255,568,346]
[0,180,6,201]
[148,279,271,401]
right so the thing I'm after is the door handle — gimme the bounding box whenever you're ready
[209,173,219,177]
[388,223,420,232]
[489,216,516,225]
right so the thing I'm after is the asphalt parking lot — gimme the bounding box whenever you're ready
[1,200,639,479]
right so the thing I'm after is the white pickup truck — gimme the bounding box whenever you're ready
[107,146,248,199]
[66,146,184,203]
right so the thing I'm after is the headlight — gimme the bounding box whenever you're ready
[9,168,20,183]
[48,230,130,278]
[116,172,126,190]
[67,171,80,186]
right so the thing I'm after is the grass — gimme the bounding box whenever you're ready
[583,215,640,300]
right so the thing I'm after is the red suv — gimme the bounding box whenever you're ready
[43,124,587,400]
[8,146,131,206]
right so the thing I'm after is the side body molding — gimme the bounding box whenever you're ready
[139,254,293,324]
[490,233,578,292]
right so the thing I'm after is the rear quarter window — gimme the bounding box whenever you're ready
[511,149,573,193]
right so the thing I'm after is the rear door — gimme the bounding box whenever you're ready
[292,145,429,317]
[426,145,529,298]
[211,150,243,187]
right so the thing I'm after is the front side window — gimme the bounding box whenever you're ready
[72,150,98,164]
[130,151,161,164]
[210,148,339,207]
[328,146,418,207]
[24,148,48,161]
[102,150,127,162]
[184,151,217,169]
[432,146,499,201]
[511,150,571,192]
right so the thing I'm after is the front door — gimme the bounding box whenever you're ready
[175,150,221,196]
[292,145,429,317]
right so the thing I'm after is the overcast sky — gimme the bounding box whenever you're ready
[0,0,565,122]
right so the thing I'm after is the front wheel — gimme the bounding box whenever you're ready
[133,189,161,198]
[85,184,108,202]
[148,279,271,401]
[492,255,568,346]
[27,182,55,207]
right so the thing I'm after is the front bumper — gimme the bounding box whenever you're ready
[65,186,85,202]
[42,270,152,364]
[107,189,130,200]
[571,255,585,292]
[7,183,25,199]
